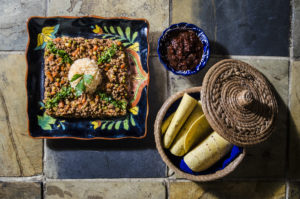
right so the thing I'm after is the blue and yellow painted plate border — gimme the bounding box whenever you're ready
[25,16,150,140]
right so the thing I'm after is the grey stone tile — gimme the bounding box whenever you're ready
[172,0,290,56]
[47,0,169,55]
[0,182,41,199]
[44,57,167,178]
[169,181,285,199]
[45,180,166,199]
[289,61,300,178]
[0,0,46,50]
[0,54,43,176]
[226,58,288,178]
[168,57,288,178]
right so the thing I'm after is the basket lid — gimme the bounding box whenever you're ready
[201,59,278,147]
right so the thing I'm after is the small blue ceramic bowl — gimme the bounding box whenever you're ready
[157,22,210,76]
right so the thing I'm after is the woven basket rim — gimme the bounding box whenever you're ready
[154,86,245,181]
[202,59,278,147]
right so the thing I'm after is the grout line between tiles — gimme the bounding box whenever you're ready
[43,139,47,181]
[44,178,168,182]
[165,178,170,199]
[214,54,290,60]
[42,139,47,197]
[286,58,292,197]
[286,181,290,199]
[45,0,48,17]
[166,1,171,195]
[42,181,46,199]
[150,53,290,60]
[0,51,24,54]
[169,0,172,26]
[0,52,290,61]
[168,178,287,182]
[42,177,288,183]
[286,1,294,198]
[290,0,295,60]
[0,175,43,182]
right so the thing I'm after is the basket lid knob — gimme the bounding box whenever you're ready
[237,90,253,107]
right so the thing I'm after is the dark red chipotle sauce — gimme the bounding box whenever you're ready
[164,30,203,71]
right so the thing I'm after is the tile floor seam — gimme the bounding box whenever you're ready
[169,0,172,26]
[42,139,46,190]
[165,178,170,199]
[290,0,295,60]
[167,178,287,182]
[286,181,290,199]
[0,51,290,60]
[45,0,48,17]
[0,175,43,182]
[286,1,294,198]
[148,54,290,60]
[0,51,25,54]
[42,181,46,199]
[44,178,168,182]
[213,55,290,60]
[286,59,292,198]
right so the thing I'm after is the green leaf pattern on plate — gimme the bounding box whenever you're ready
[115,121,122,130]
[109,26,116,34]
[130,114,136,127]
[101,122,108,130]
[94,25,139,50]
[117,26,124,37]
[107,122,114,130]
[123,118,129,130]
[125,27,131,41]
[89,106,139,131]
[103,26,109,33]
[37,112,56,130]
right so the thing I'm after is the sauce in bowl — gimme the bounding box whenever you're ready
[164,30,203,71]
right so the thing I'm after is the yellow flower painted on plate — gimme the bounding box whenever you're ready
[35,24,59,50]
[129,106,139,115]
[91,120,102,129]
[92,25,103,34]
[128,42,139,52]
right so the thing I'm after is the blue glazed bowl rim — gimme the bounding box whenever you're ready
[157,22,210,76]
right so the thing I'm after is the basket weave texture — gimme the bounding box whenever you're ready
[202,59,278,146]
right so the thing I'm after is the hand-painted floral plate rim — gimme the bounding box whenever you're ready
[25,16,150,140]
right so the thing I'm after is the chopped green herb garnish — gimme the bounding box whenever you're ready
[98,92,127,109]
[45,86,72,109]
[46,41,73,64]
[70,74,83,82]
[97,44,118,64]
[70,74,93,97]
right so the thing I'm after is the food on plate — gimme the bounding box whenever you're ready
[68,58,102,94]
[183,131,232,172]
[164,30,203,71]
[169,101,204,156]
[163,93,198,148]
[43,36,128,118]
[161,112,175,135]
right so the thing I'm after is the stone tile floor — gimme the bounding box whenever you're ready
[0,0,297,198]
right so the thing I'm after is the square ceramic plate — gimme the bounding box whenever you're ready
[26,16,149,140]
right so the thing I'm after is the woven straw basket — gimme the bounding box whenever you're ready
[154,59,278,181]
